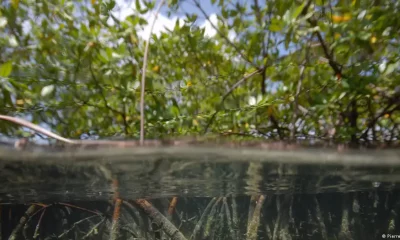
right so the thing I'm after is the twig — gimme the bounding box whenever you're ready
[134,199,187,240]
[57,215,101,238]
[140,0,166,145]
[8,205,37,240]
[110,198,123,240]
[360,99,400,140]
[57,203,102,216]
[83,217,106,239]
[33,208,46,239]
[204,69,263,133]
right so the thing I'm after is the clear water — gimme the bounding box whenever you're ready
[1,146,400,239]
[1,146,399,201]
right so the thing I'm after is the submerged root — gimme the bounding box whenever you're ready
[246,195,266,240]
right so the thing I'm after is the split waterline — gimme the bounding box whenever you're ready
[1,146,400,239]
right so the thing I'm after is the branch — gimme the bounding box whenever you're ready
[0,114,158,148]
[89,64,130,134]
[296,0,343,77]
[313,30,342,75]
[140,0,165,145]
[360,97,400,140]
[203,68,263,133]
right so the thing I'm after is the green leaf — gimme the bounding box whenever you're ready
[0,62,13,77]
[1,80,16,94]
[291,2,306,20]
[98,49,109,63]
[269,18,284,32]
[106,0,116,11]
[41,85,55,97]
[0,17,7,28]
[284,27,292,49]
[9,35,18,47]
[384,62,399,76]
[11,0,19,9]
[135,0,142,12]
[170,106,180,117]
[341,79,350,89]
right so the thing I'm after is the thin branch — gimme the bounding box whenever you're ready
[0,114,75,144]
[90,63,130,134]
[253,0,262,26]
[313,30,342,75]
[57,203,102,216]
[33,208,46,239]
[360,98,400,140]
[203,69,263,133]
[57,215,101,238]
[296,0,343,77]
[83,217,106,239]
[0,114,155,147]
[140,0,166,145]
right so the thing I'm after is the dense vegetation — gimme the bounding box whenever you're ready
[0,0,399,144]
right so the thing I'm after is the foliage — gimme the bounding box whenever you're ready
[0,0,399,143]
